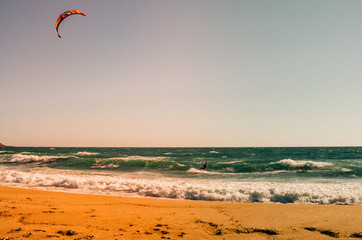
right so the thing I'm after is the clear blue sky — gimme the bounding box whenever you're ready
[1,0,362,147]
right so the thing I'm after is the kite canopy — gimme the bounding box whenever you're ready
[55,9,86,38]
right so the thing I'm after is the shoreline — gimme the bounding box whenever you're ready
[1,183,361,205]
[1,186,361,239]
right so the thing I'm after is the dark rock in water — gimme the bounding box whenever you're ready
[249,191,264,202]
[270,193,299,203]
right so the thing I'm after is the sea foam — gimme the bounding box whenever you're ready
[274,159,333,168]
[1,167,360,204]
[0,154,68,164]
[75,151,99,156]
[107,156,169,161]
[187,168,224,175]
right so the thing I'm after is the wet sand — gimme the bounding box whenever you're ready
[0,186,361,239]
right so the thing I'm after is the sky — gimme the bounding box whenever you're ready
[1,0,362,147]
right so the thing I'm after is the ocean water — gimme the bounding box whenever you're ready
[0,147,361,204]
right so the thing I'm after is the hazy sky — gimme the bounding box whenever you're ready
[1,0,362,147]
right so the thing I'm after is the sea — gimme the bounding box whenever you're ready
[0,147,361,205]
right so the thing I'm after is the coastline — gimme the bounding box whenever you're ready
[1,186,361,239]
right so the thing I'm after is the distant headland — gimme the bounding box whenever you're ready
[0,143,6,147]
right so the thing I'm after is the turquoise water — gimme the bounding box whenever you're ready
[1,147,361,204]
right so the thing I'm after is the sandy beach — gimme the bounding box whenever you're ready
[0,186,361,239]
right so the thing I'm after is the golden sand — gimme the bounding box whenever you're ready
[0,186,361,239]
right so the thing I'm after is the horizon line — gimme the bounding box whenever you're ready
[2,145,362,148]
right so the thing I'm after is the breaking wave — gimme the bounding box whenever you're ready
[75,151,99,156]
[0,167,360,204]
[107,156,169,161]
[91,164,120,169]
[0,154,68,164]
[217,160,245,165]
[187,168,224,175]
[273,159,333,168]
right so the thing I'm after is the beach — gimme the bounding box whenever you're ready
[1,186,361,240]
[2,1,362,239]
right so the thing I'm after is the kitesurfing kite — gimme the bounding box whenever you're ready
[55,10,86,38]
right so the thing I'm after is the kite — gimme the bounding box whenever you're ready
[55,10,86,38]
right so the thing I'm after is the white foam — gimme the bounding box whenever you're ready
[107,156,169,161]
[209,151,219,154]
[188,167,293,176]
[176,163,186,167]
[187,168,225,175]
[92,156,182,169]
[217,160,245,165]
[274,159,333,168]
[341,168,353,172]
[75,151,99,156]
[0,167,361,204]
[91,164,119,169]
[0,154,68,164]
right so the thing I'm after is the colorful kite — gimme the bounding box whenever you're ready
[55,10,86,38]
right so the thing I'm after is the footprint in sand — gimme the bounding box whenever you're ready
[22,232,32,237]
[8,228,22,233]
[350,232,362,238]
[57,230,78,236]
[305,227,340,238]
[195,219,279,236]
[153,223,172,237]
[73,236,94,240]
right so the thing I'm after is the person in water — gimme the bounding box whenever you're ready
[199,162,207,170]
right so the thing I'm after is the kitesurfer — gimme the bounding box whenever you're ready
[199,162,207,170]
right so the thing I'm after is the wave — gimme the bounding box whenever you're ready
[0,154,68,164]
[341,168,353,172]
[187,168,293,176]
[217,160,245,165]
[187,168,224,175]
[107,156,169,161]
[273,159,333,168]
[1,167,361,204]
[91,163,119,169]
[75,151,99,156]
[90,156,182,169]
